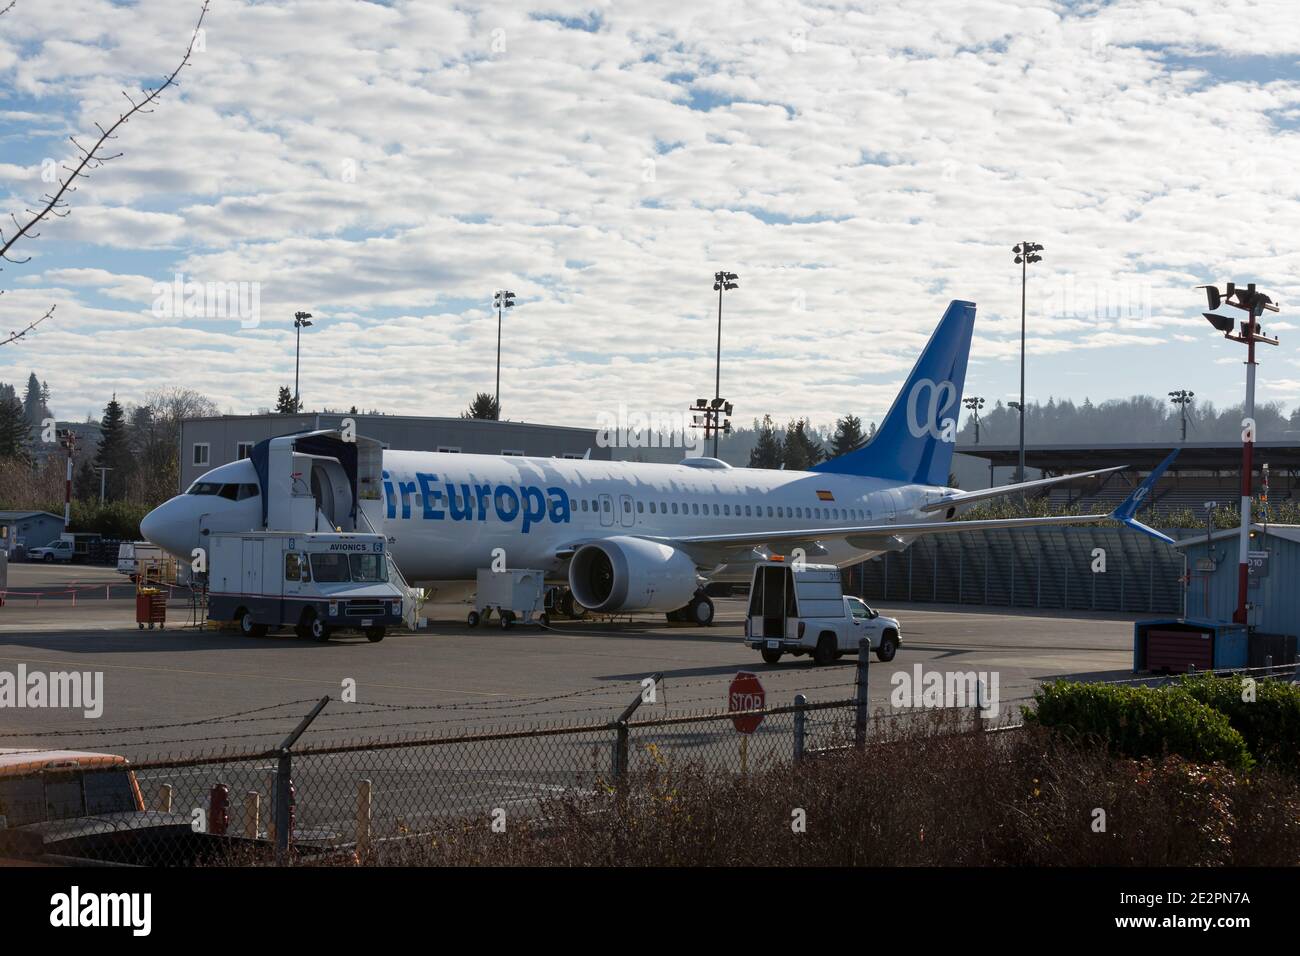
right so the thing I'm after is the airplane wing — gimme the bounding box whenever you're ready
[650,449,1181,561]
[918,465,1129,512]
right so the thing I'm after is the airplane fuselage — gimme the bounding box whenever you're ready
[373,451,949,583]
[143,451,954,588]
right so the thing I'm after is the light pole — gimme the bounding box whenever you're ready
[711,271,738,458]
[59,429,76,530]
[95,466,113,505]
[963,396,985,444]
[493,290,516,421]
[689,397,733,458]
[293,311,313,412]
[1168,389,1194,441]
[1199,281,1280,626]
[1012,243,1043,483]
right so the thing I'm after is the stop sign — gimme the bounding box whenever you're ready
[728,671,766,735]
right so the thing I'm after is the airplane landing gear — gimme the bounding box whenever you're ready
[667,591,714,627]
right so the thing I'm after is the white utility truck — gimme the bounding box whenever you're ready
[207,531,403,642]
[744,559,901,665]
[116,541,166,582]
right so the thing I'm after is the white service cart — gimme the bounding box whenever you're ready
[469,568,548,629]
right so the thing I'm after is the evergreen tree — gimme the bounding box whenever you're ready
[74,458,98,501]
[22,372,46,427]
[275,386,301,414]
[462,392,500,420]
[0,390,30,462]
[830,413,866,458]
[747,415,784,468]
[94,395,132,501]
[781,418,825,471]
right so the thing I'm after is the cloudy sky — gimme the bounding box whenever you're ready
[2,0,1299,436]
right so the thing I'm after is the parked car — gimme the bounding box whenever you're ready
[0,748,285,866]
[744,559,901,665]
[27,539,74,563]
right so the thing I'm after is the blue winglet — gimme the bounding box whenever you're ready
[1110,448,1180,544]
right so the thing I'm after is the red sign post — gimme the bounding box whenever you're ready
[728,671,766,735]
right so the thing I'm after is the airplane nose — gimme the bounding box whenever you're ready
[140,500,189,559]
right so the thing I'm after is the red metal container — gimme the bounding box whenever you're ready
[135,590,167,629]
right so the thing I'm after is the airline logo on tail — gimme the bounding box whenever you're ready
[906,378,958,441]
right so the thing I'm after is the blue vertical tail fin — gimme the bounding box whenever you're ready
[811,300,975,486]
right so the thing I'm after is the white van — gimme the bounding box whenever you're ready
[207,531,404,642]
[744,560,901,665]
[117,541,164,581]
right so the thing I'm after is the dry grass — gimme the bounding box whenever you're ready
[342,716,1300,867]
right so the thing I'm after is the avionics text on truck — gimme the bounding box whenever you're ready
[207,531,403,642]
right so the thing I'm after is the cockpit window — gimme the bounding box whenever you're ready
[187,481,259,499]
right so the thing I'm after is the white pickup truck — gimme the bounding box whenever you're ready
[27,539,74,564]
[744,560,901,666]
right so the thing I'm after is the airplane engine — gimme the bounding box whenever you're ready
[568,536,700,613]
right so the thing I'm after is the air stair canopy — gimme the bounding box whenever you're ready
[250,429,384,533]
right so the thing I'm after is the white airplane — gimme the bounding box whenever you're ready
[141,300,1177,625]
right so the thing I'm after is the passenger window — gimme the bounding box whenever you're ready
[623,499,631,513]
[766,506,773,517]
[649,502,656,514]
[723,504,730,516]
[713,504,719,516]
[603,500,611,512]
[671,503,678,514]
[637,501,644,513]
[744,505,751,517]
[285,553,301,581]
[581,500,588,511]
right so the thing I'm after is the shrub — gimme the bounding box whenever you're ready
[1181,674,1300,773]
[1023,681,1253,771]
[334,723,1300,867]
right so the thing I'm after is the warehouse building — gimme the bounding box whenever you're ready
[0,510,64,555]
[178,413,610,492]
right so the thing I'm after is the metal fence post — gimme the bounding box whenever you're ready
[274,750,293,859]
[273,695,329,861]
[793,693,807,763]
[613,722,629,779]
[610,674,660,782]
[854,638,869,750]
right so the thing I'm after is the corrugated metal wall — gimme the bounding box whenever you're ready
[846,527,1187,614]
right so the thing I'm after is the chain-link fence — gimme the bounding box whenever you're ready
[0,645,886,867]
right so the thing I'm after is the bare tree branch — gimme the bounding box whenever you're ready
[0,1,209,267]
[0,3,16,19]
[0,305,54,347]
